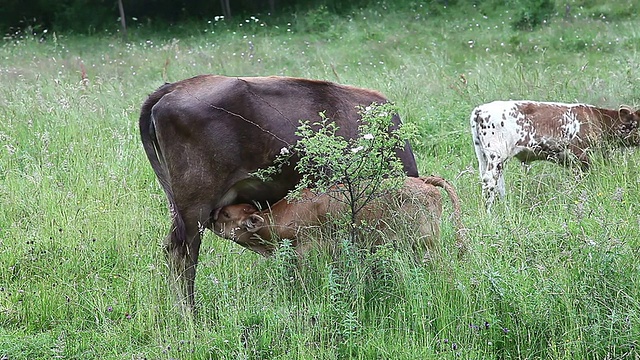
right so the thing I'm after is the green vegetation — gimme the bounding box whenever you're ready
[1,1,639,358]
[255,102,410,243]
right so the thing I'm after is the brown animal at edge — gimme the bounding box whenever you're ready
[211,176,465,258]
[139,75,419,310]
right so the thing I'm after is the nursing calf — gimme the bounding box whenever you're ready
[470,100,640,209]
[212,176,464,258]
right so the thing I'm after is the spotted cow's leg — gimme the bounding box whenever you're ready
[496,163,506,198]
[482,158,506,212]
[572,146,590,172]
[472,123,490,200]
[474,145,488,179]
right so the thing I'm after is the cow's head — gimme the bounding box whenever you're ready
[212,204,265,241]
[617,106,640,145]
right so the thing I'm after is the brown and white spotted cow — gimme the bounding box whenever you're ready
[470,100,640,210]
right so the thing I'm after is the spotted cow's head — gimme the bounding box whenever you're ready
[617,106,640,145]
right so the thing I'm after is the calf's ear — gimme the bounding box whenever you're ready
[243,214,265,232]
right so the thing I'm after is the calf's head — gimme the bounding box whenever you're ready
[212,204,265,241]
[211,203,281,256]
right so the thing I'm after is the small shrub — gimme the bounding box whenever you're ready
[294,5,334,33]
[510,0,555,31]
[254,102,414,245]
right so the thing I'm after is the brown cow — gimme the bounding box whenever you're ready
[470,100,640,210]
[211,176,464,258]
[139,75,419,309]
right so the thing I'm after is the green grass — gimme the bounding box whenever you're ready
[1,2,640,358]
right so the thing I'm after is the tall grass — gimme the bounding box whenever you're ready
[1,2,639,358]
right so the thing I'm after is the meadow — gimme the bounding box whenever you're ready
[1,1,640,358]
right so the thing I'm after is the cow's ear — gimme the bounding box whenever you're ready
[244,214,265,232]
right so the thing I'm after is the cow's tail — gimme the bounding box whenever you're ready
[139,83,187,247]
[420,176,467,258]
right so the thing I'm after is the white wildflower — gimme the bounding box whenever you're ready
[197,221,205,235]
[280,147,290,155]
[363,133,374,140]
[351,146,364,153]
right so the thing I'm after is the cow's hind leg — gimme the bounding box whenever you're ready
[474,146,492,205]
[474,145,488,177]
[473,131,503,209]
[481,159,506,212]
[496,164,506,198]
[165,209,208,313]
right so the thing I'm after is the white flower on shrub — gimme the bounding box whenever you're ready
[363,133,374,140]
[351,145,364,153]
[280,147,290,155]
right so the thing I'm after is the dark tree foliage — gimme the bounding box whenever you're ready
[0,0,556,35]
[510,0,555,30]
[2,0,115,35]
[1,0,379,35]
[1,0,221,34]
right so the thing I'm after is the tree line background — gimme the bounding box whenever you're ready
[2,0,380,35]
[3,0,625,37]
[0,0,604,38]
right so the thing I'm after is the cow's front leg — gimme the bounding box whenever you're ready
[568,144,591,171]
